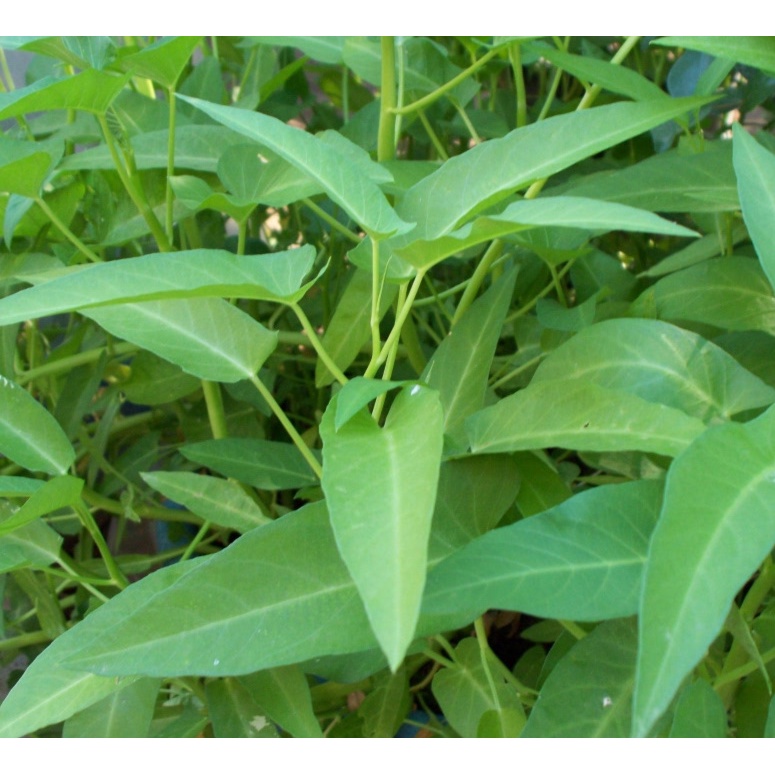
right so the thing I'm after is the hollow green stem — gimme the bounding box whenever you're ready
[452,239,504,326]
[509,42,527,128]
[378,37,397,162]
[365,269,426,379]
[490,352,546,391]
[0,629,51,651]
[302,198,360,243]
[165,87,177,245]
[418,109,449,160]
[202,380,229,439]
[290,303,348,386]
[368,239,384,373]
[74,500,129,589]
[98,115,173,252]
[34,197,102,263]
[421,647,456,671]
[16,342,138,385]
[505,259,577,323]
[249,374,322,480]
[559,619,588,640]
[372,283,407,421]
[474,617,503,709]
[180,521,211,562]
[392,47,499,116]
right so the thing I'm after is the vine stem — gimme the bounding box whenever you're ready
[290,302,349,386]
[34,197,102,263]
[73,500,129,590]
[377,37,397,162]
[249,373,322,480]
[452,239,503,326]
[165,87,177,245]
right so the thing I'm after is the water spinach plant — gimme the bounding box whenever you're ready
[1,35,775,738]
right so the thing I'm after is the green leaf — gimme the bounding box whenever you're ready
[315,268,398,387]
[0,476,45,497]
[62,503,378,677]
[653,37,775,73]
[0,475,82,538]
[119,37,201,89]
[180,438,319,490]
[466,379,706,458]
[169,175,255,222]
[766,696,775,738]
[238,666,322,738]
[633,404,775,737]
[398,196,697,271]
[423,480,663,622]
[732,124,775,290]
[178,95,411,240]
[334,377,408,430]
[0,558,202,737]
[522,619,637,737]
[247,36,346,64]
[428,455,521,564]
[668,680,728,737]
[393,96,711,246]
[512,452,572,517]
[61,125,249,172]
[358,667,411,738]
[84,298,278,383]
[556,142,737,213]
[63,678,160,738]
[320,385,444,669]
[205,678,278,738]
[634,257,775,336]
[0,246,317,326]
[424,269,516,443]
[0,376,75,475]
[141,472,270,532]
[431,638,524,738]
[531,318,775,422]
[122,351,200,406]
[0,70,129,120]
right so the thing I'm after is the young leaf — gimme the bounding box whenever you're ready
[178,95,411,240]
[180,438,319,490]
[633,404,775,737]
[431,638,525,738]
[320,385,444,670]
[141,472,270,532]
[423,479,663,622]
[531,318,775,422]
[0,376,75,475]
[0,245,317,325]
[466,379,706,459]
[333,377,409,430]
[358,667,411,738]
[732,123,775,290]
[84,298,278,383]
[522,619,637,737]
[238,666,322,738]
[423,268,516,443]
[0,136,62,199]
[0,520,62,573]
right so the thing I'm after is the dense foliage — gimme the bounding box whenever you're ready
[1,36,775,738]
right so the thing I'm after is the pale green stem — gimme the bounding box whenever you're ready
[372,282,407,422]
[509,42,527,128]
[237,219,248,255]
[165,87,177,245]
[368,239,383,373]
[559,619,588,640]
[505,259,577,323]
[365,269,426,379]
[54,557,110,602]
[16,342,138,385]
[392,47,499,116]
[73,501,129,589]
[180,521,211,562]
[35,197,102,263]
[490,352,546,391]
[202,380,229,439]
[98,115,173,252]
[525,36,641,200]
[249,374,322,480]
[453,101,482,144]
[0,630,51,651]
[378,37,397,162]
[474,617,503,709]
[418,109,449,160]
[302,198,360,243]
[452,240,503,326]
[290,302,349,386]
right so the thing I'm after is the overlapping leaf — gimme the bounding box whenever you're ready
[633,404,775,737]
[0,246,317,326]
